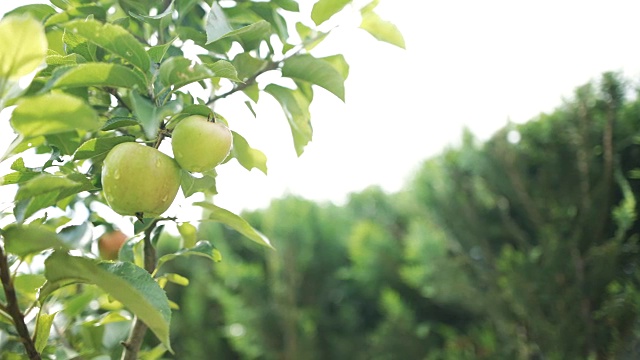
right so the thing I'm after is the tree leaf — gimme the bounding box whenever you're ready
[0,16,47,79]
[46,63,147,90]
[195,202,274,249]
[101,117,139,131]
[3,4,57,21]
[311,0,351,26]
[264,84,312,156]
[42,251,172,352]
[177,222,197,249]
[34,310,57,353]
[156,240,222,272]
[130,91,183,140]
[282,54,346,101]
[73,136,135,162]
[204,2,233,44]
[148,37,177,63]
[231,131,267,174]
[61,19,151,72]
[14,173,94,220]
[180,170,217,198]
[1,223,68,257]
[360,9,405,49]
[10,93,100,138]
[205,3,271,45]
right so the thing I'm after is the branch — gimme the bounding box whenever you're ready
[0,246,41,360]
[120,219,163,360]
[207,61,279,105]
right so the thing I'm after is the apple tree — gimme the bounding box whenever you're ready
[0,0,404,358]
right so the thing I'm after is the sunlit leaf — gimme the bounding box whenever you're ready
[0,15,47,79]
[177,222,197,249]
[42,252,173,352]
[264,84,312,156]
[1,223,68,257]
[11,93,100,138]
[46,63,147,90]
[231,131,267,174]
[195,202,274,249]
[360,8,405,49]
[282,54,346,101]
[180,170,217,198]
[311,0,351,26]
[61,19,151,72]
[205,3,271,45]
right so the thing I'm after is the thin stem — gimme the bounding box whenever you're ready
[0,246,41,360]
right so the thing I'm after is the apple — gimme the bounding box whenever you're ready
[171,115,232,173]
[102,142,181,217]
[98,229,127,260]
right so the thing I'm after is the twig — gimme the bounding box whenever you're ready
[0,246,41,359]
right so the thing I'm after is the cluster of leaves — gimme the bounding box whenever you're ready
[162,72,640,359]
[0,0,403,358]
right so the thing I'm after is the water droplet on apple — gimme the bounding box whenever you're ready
[114,170,120,180]
[162,194,168,202]
[155,159,162,167]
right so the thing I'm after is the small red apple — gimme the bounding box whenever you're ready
[98,230,128,260]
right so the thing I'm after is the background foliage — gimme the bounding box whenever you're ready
[164,72,640,359]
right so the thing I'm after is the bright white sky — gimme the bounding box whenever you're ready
[3,0,640,221]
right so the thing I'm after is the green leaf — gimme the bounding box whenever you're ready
[45,131,82,156]
[46,63,147,90]
[311,0,352,26]
[159,57,240,93]
[206,60,241,82]
[34,310,57,353]
[205,3,271,45]
[3,4,56,21]
[158,56,215,92]
[195,202,274,249]
[147,37,177,63]
[0,16,47,79]
[1,223,68,257]
[282,54,347,101]
[273,0,300,12]
[130,91,183,140]
[264,84,312,156]
[231,131,267,174]
[101,117,140,131]
[177,222,197,249]
[230,53,268,82]
[14,173,94,220]
[204,2,233,44]
[11,93,100,138]
[61,19,151,72]
[360,9,405,49]
[16,174,81,201]
[42,251,172,352]
[156,240,222,271]
[73,136,135,162]
[180,170,217,198]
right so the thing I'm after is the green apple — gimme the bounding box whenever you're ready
[102,142,181,217]
[171,115,232,173]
